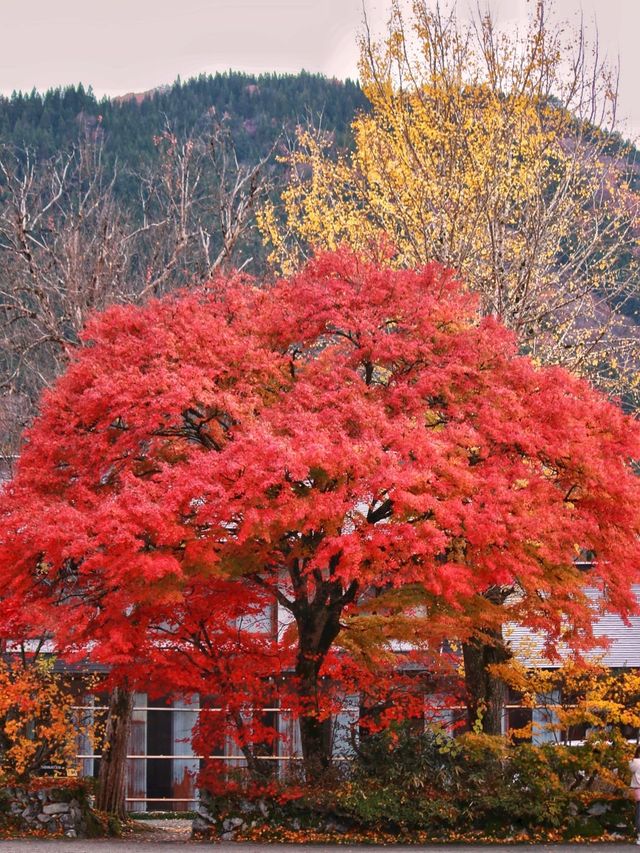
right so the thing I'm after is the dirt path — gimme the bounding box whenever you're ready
[124,818,193,843]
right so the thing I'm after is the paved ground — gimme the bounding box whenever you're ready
[1,839,639,852]
[1,820,638,852]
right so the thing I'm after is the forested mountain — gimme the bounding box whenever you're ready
[0,72,367,173]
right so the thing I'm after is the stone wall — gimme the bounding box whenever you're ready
[1,783,93,838]
[193,796,279,840]
[192,795,348,840]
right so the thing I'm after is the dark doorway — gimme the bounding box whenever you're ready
[147,697,172,804]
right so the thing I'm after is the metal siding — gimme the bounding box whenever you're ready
[507,586,640,668]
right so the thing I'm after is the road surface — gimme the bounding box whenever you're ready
[1,839,638,852]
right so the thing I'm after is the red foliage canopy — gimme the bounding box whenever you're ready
[1,250,639,769]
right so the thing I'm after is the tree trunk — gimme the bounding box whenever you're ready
[295,652,332,779]
[95,687,133,819]
[232,711,274,782]
[462,629,511,735]
[294,605,343,780]
[285,566,358,781]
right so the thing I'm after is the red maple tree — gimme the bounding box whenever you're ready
[1,250,639,778]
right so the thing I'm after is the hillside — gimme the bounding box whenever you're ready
[0,72,367,172]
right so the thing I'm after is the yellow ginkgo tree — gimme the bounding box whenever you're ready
[260,0,640,397]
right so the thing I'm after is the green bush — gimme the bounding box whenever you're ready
[341,723,632,836]
[451,736,569,829]
[541,729,631,793]
[200,724,637,840]
[333,782,460,832]
[352,722,461,792]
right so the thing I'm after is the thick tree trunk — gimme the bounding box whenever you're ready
[95,687,133,819]
[295,653,332,779]
[462,629,511,735]
[285,562,358,781]
[294,606,343,780]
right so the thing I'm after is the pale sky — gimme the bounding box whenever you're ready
[1,0,639,139]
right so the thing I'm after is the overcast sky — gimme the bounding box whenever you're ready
[1,0,639,139]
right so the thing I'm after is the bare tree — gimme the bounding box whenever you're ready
[0,120,274,442]
[0,141,131,402]
[132,119,276,297]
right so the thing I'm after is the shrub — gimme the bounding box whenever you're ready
[352,721,461,793]
[0,658,83,781]
[199,724,637,840]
